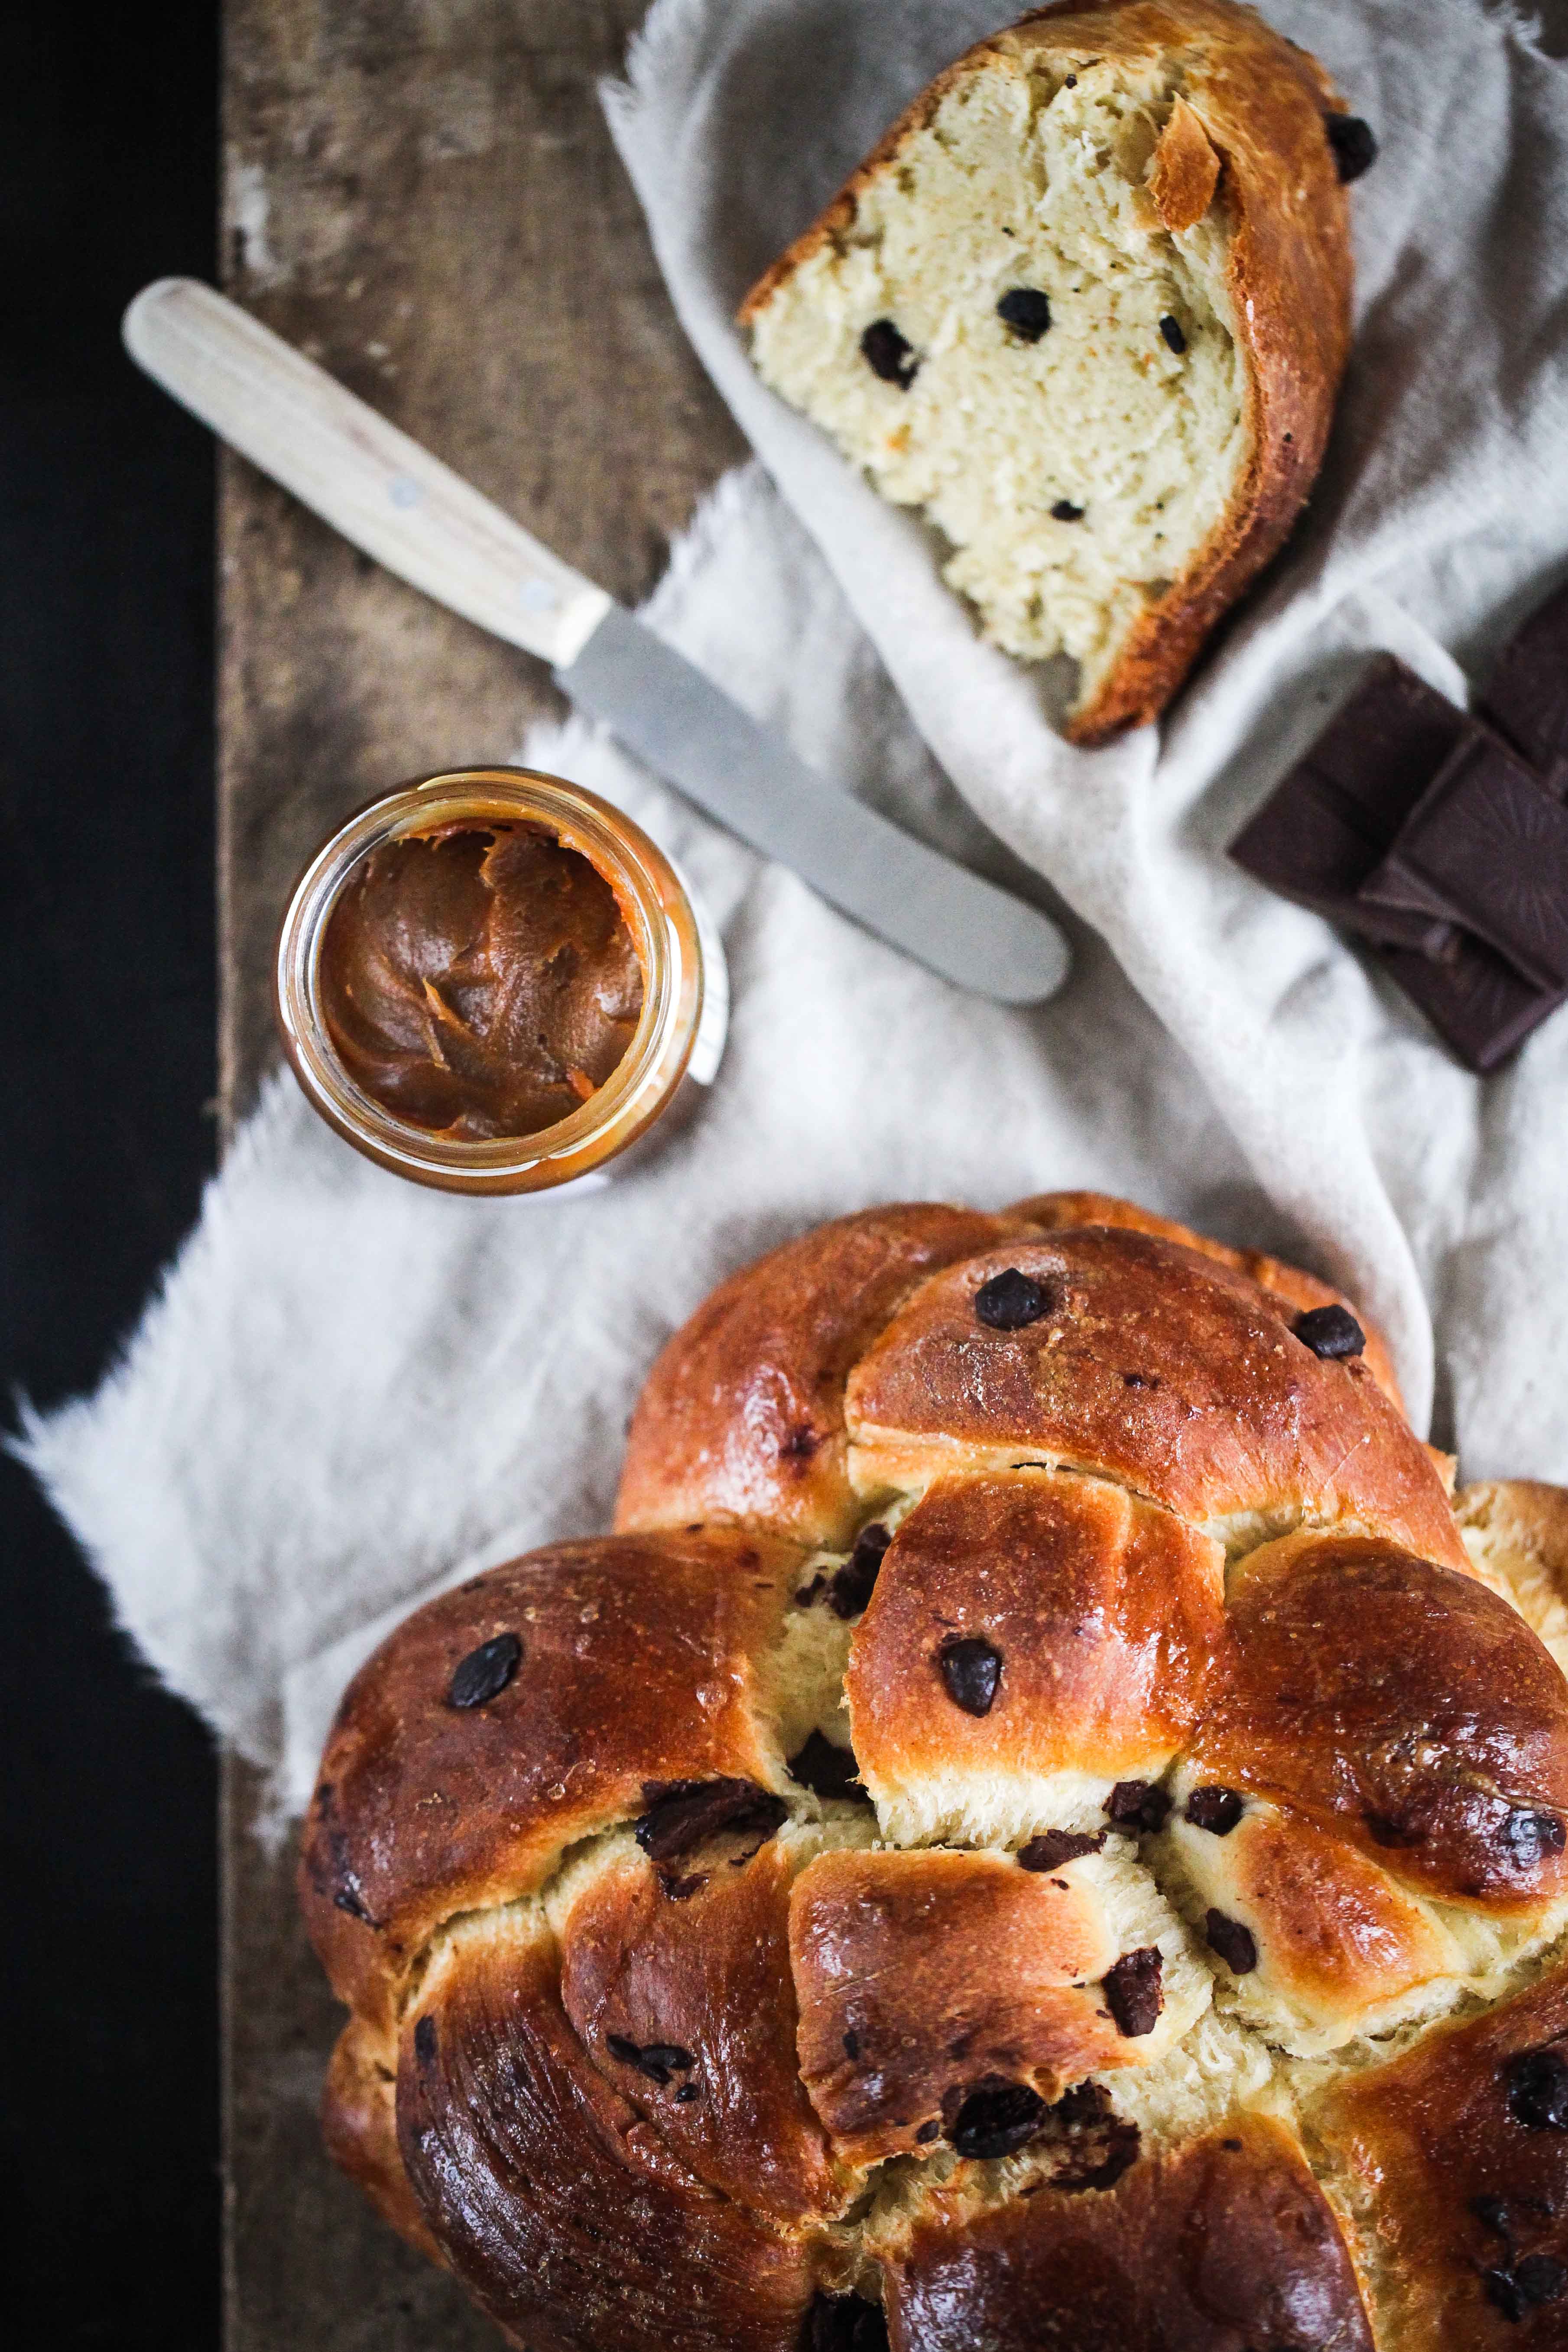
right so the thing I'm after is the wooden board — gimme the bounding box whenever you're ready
[218,4,741,2343]
[216,4,1568,2344]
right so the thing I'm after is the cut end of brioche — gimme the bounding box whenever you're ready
[740,0,1354,742]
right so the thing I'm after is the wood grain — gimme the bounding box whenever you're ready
[219,4,740,2345]
[218,0,743,1133]
[216,5,1568,2346]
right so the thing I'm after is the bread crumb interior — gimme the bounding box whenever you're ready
[747,51,1247,715]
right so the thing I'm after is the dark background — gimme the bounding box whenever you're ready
[1,5,221,2344]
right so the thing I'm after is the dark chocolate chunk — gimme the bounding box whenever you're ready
[1184,1785,1244,1836]
[1052,2081,1110,2129]
[446,1630,522,1710]
[413,2014,437,2069]
[830,1522,892,1618]
[1240,784,1454,955]
[1055,2127,1143,2192]
[633,1777,788,1861]
[331,1881,379,1927]
[1230,627,1568,1069]
[974,1266,1055,1328]
[1506,2046,1568,2131]
[675,2082,700,2102]
[1042,2080,1143,2191]
[1158,314,1186,354]
[843,2030,860,2060]
[1051,499,1085,522]
[808,2289,890,2352]
[1360,732,1568,990]
[1104,1779,1172,1833]
[659,1871,707,1901]
[997,286,1052,341]
[1325,112,1378,182]
[1229,654,1472,953]
[860,318,919,389]
[1481,577,1568,779]
[1292,1303,1365,1360]
[1019,1829,1107,1870]
[1472,2193,1514,2238]
[308,1800,382,1928]
[605,2034,696,2087]
[1204,1910,1259,1976]
[1104,1947,1163,2037]
[1380,933,1567,1074]
[1484,2268,1531,2322]
[947,2077,1049,2160]
[1484,2256,1566,2322]
[915,2118,941,2143]
[788,1730,872,1805]
[1363,1806,1425,1849]
[1516,2255,1567,2306]
[937,1635,1003,1716]
[1503,1807,1567,1868]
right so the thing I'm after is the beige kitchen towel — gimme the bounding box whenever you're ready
[21,0,1568,1816]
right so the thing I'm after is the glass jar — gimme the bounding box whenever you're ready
[274,766,727,1194]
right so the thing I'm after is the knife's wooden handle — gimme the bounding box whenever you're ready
[123,279,612,667]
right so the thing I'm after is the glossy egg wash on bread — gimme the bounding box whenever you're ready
[300,1185,1568,2351]
[741,0,1360,742]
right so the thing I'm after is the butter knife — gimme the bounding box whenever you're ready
[123,278,1069,1005]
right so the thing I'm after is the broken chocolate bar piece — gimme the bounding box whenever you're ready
[1360,730,1568,992]
[1479,575,1568,784]
[1229,655,1469,954]
[1380,933,1568,1075]
[1230,585,1568,1071]
[1232,780,1454,956]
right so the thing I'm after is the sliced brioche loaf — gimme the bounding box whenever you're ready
[740,0,1360,743]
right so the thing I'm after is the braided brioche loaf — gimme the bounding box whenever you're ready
[302,1194,1568,2350]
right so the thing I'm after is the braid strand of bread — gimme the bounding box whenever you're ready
[301,1194,1568,2350]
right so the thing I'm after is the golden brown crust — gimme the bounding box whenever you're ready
[846,1468,1224,1802]
[1148,95,1222,233]
[322,2018,445,2265]
[1053,2,1353,741]
[1312,1956,1568,2348]
[845,1226,1464,1565]
[557,1832,845,2223]
[738,0,1355,744]
[790,1846,1125,2164]
[398,1916,820,2352]
[1191,1531,1568,1911]
[615,1204,1033,1545]
[877,2112,1374,2350]
[1197,1805,1463,2026]
[304,1194,1564,2347]
[1009,1189,1404,1411]
[298,1528,802,2031]
[1460,1479,1568,1589]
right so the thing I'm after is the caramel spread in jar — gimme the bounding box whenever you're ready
[319,821,645,1140]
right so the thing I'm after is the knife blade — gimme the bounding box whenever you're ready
[123,277,1069,1005]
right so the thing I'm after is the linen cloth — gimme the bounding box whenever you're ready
[22,0,1568,1821]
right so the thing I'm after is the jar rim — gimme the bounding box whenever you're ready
[274,768,706,1193]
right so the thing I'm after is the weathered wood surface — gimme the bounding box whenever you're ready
[217,3,1568,2345]
[218,0,744,1130]
[218,3,741,2343]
